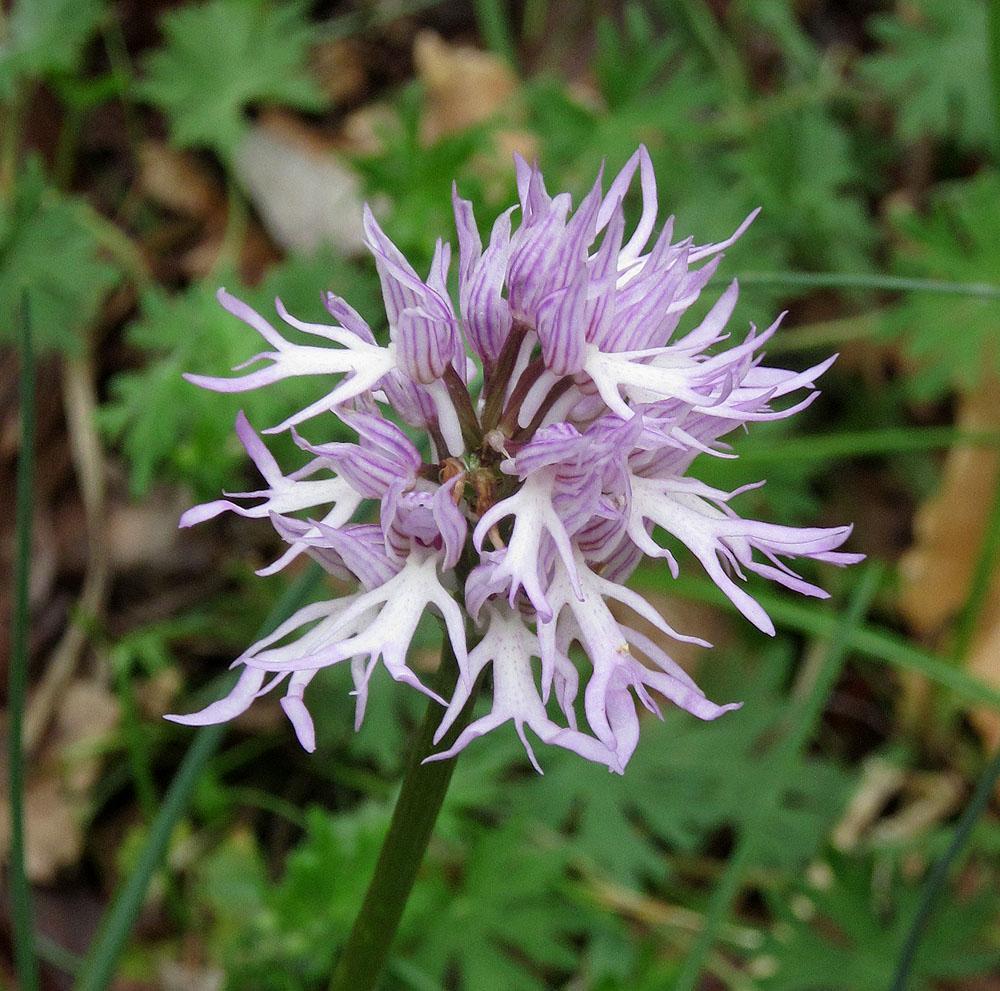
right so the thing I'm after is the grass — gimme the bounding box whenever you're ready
[9,295,40,991]
[673,563,885,990]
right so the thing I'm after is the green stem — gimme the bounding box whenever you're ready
[764,311,884,355]
[329,635,481,991]
[472,0,518,66]
[9,296,40,990]
[1,87,23,196]
[673,563,884,991]
[735,426,1000,463]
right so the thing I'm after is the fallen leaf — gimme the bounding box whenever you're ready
[310,37,368,105]
[0,678,120,883]
[898,380,1000,635]
[414,30,520,141]
[138,141,224,221]
[340,101,398,157]
[413,30,536,173]
[106,487,190,571]
[159,960,224,991]
[233,112,366,256]
[896,377,1000,748]
[967,613,1000,751]
[833,757,964,852]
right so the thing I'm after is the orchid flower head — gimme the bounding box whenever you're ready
[170,146,862,773]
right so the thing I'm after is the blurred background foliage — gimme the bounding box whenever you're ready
[2,1,1000,989]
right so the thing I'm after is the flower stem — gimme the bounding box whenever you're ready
[329,634,479,991]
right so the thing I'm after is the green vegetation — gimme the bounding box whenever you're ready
[4,1,1000,989]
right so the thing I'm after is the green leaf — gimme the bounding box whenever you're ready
[757,852,999,990]
[402,819,586,991]
[0,0,106,96]
[861,0,994,150]
[593,5,678,112]
[732,0,820,80]
[882,169,1000,398]
[732,106,874,275]
[0,161,120,353]
[101,250,378,498]
[352,83,498,271]
[197,806,390,990]
[137,0,325,160]
[524,54,721,190]
[515,648,850,885]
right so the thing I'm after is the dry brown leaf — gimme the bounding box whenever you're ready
[0,678,120,883]
[897,377,1000,747]
[833,757,964,852]
[159,960,224,991]
[898,380,1000,635]
[310,37,368,104]
[967,614,1000,751]
[106,486,190,571]
[413,30,537,171]
[340,101,398,157]
[138,142,224,221]
[414,30,519,142]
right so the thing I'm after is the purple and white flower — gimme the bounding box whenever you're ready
[170,147,863,773]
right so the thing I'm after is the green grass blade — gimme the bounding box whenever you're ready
[889,743,1000,991]
[653,573,1000,711]
[953,470,1000,662]
[674,563,884,991]
[472,0,517,65]
[736,427,1000,463]
[9,295,40,990]
[730,271,1000,299]
[989,0,1000,152]
[35,932,83,977]
[74,562,325,991]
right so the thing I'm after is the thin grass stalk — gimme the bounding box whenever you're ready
[74,563,325,991]
[736,427,1000,463]
[674,562,884,991]
[656,573,1000,711]
[728,270,1000,299]
[953,470,1000,662]
[472,0,518,65]
[889,744,1000,991]
[9,294,40,990]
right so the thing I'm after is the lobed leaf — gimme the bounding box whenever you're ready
[0,160,120,353]
[861,0,994,150]
[0,0,106,97]
[137,0,325,160]
[882,170,1000,398]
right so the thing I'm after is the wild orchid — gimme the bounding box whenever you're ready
[169,146,862,777]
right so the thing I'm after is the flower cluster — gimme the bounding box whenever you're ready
[169,147,862,773]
